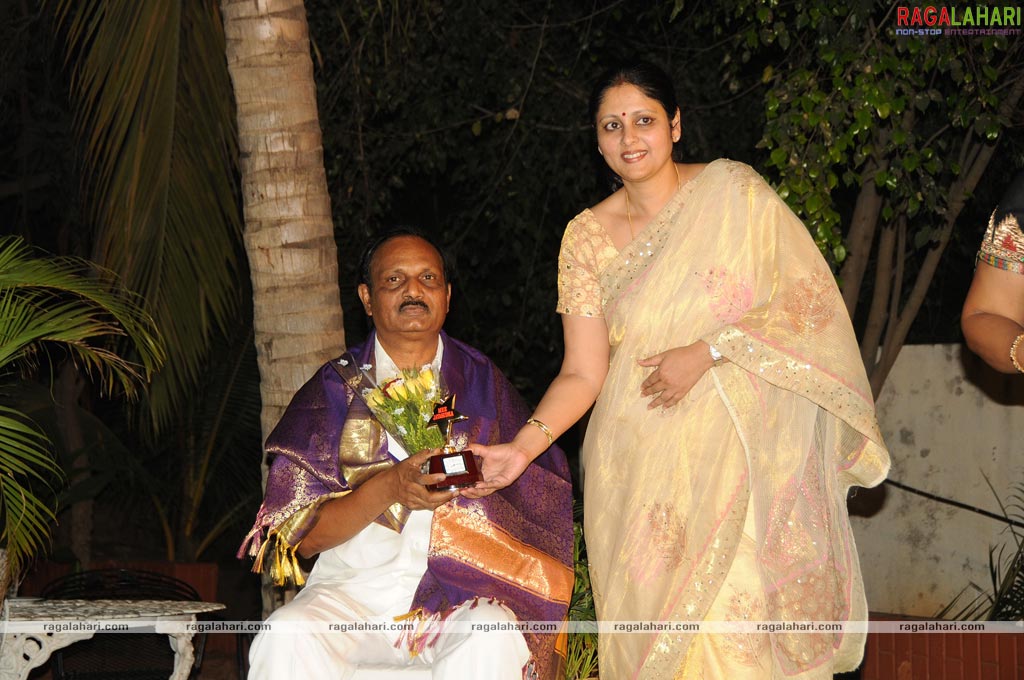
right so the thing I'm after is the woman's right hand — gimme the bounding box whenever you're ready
[459,442,533,498]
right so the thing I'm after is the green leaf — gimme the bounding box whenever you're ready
[669,0,686,22]
[914,229,932,249]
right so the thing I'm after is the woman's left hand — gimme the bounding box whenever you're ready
[637,342,714,409]
[459,441,533,499]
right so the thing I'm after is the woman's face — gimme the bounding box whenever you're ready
[594,83,680,183]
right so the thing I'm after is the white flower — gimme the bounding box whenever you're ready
[338,358,349,366]
[394,407,405,415]
[360,364,373,371]
[397,425,408,435]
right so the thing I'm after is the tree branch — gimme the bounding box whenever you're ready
[838,158,885,316]
[860,216,895,369]
[869,72,1024,394]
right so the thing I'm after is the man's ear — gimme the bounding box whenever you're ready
[445,283,452,313]
[357,283,373,316]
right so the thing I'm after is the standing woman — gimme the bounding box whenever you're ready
[469,60,890,678]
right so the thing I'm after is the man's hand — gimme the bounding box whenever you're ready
[459,442,532,498]
[637,342,715,409]
[388,449,459,510]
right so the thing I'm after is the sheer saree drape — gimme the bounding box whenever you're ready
[565,160,889,678]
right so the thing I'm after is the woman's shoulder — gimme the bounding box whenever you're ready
[565,203,610,243]
[693,159,780,203]
[704,158,768,183]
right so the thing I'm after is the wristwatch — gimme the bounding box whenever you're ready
[708,344,724,367]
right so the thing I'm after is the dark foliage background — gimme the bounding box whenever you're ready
[1,0,1021,569]
[305,0,765,406]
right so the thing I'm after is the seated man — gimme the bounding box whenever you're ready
[240,229,573,680]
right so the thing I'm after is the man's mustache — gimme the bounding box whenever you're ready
[400,299,429,311]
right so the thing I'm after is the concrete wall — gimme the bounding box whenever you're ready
[850,343,1024,616]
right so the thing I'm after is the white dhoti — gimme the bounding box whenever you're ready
[248,586,529,679]
[248,448,529,679]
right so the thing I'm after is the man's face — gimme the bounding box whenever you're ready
[358,236,451,343]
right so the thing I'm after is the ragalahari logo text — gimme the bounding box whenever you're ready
[895,5,1022,36]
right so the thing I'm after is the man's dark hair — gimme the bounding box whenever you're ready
[357,227,452,289]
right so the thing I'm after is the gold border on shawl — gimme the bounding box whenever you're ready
[256,491,350,586]
[274,492,348,546]
[338,410,411,532]
[432,503,573,605]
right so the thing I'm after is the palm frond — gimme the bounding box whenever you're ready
[938,477,1024,622]
[0,406,60,580]
[0,234,164,581]
[0,235,164,397]
[52,0,242,431]
[113,325,262,562]
[182,328,261,549]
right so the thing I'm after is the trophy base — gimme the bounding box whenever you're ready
[426,449,480,492]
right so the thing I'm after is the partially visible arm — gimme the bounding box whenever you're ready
[464,314,610,495]
[298,449,456,558]
[961,263,1024,374]
[528,314,610,450]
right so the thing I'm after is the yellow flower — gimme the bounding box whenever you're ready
[418,368,436,393]
[390,381,409,400]
[404,376,424,400]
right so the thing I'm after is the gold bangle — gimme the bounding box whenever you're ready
[525,418,554,446]
[1011,333,1024,374]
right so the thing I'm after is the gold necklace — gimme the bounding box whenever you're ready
[625,164,681,238]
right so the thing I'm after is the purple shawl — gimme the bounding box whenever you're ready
[240,332,573,679]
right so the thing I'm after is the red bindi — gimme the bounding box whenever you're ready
[621,112,626,116]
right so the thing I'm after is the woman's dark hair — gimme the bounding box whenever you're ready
[588,60,681,190]
[588,60,679,126]
[357,226,452,289]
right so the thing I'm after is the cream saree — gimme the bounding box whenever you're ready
[557,159,890,679]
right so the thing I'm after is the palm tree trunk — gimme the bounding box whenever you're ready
[219,0,345,450]
[219,0,345,613]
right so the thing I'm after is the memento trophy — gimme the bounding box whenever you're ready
[424,394,481,492]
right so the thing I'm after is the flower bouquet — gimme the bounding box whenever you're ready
[337,356,480,491]
[362,365,446,456]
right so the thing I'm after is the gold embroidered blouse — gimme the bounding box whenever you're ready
[556,209,619,317]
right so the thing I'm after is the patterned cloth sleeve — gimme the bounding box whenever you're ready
[978,170,1024,274]
[977,208,1024,274]
[556,211,609,317]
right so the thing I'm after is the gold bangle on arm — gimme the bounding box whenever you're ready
[1011,333,1024,374]
[525,418,554,446]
